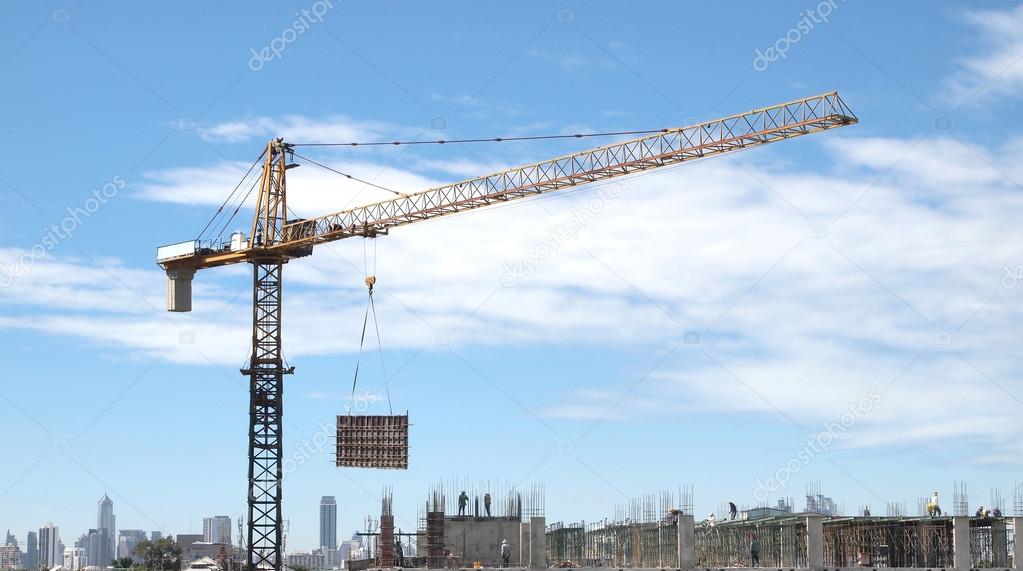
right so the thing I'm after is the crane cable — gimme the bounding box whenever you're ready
[291,127,673,148]
[196,148,266,242]
[292,151,406,197]
[202,126,672,242]
[349,239,394,415]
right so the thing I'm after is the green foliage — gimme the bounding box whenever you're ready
[134,537,182,571]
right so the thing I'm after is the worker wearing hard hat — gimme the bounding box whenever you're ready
[500,539,511,567]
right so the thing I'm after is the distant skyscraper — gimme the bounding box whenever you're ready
[149,532,162,542]
[26,531,38,569]
[38,525,61,569]
[117,531,146,560]
[84,530,101,569]
[202,517,231,545]
[0,544,21,569]
[97,494,116,566]
[319,497,337,550]
[4,530,15,546]
[63,547,86,571]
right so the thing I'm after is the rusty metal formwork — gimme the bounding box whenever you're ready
[970,518,1011,568]
[379,489,396,568]
[823,517,953,568]
[546,522,586,566]
[422,490,445,569]
[696,517,807,568]
[571,520,679,568]
[336,414,409,469]
[547,487,693,568]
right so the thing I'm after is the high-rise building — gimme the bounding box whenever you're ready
[97,494,116,567]
[38,525,61,569]
[319,497,337,550]
[63,547,86,571]
[4,531,15,547]
[117,531,146,560]
[84,530,101,569]
[0,544,22,569]
[202,517,231,545]
[149,532,162,542]
[26,531,38,569]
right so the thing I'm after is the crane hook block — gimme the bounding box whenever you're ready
[365,275,376,291]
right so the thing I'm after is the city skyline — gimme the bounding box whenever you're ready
[2,0,1023,560]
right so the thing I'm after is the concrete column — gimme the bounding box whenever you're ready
[806,516,824,571]
[519,521,530,567]
[677,515,695,571]
[1013,517,1022,571]
[529,517,546,569]
[952,516,970,571]
[992,519,1008,567]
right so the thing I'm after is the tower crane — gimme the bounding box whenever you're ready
[156,91,856,571]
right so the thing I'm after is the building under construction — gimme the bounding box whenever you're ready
[542,486,1021,571]
[345,483,1021,571]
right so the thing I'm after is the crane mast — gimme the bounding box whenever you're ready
[155,91,856,571]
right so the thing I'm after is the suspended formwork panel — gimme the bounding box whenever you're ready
[336,414,409,469]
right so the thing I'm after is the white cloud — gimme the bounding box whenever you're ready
[138,158,442,215]
[198,114,399,144]
[4,124,1023,461]
[942,4,1023,105]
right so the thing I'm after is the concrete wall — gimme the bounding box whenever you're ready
[443,518,522,566]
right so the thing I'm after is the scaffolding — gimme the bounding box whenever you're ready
[823,517,953,567]
[546,487,692,568]
[969,517,1011,568]
[696,517,807,568]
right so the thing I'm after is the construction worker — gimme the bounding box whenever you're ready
[667,508,682,525]
[484,492,492,517]
[729,502,738,521]
[927,491,941,517]
[500,539,511,567]
[750,534,761,567]
[458,490,469,516]
[708,512,717,527]
[976,506,985,517]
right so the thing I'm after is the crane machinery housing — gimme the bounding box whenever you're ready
[156,91,857,571]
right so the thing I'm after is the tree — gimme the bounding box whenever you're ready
[112,556,136,569]
[134,537,182,571]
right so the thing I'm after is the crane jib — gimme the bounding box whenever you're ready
[153,90,856,571]
[158,91,854,271]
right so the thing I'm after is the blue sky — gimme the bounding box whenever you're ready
[2,0,1023,553]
